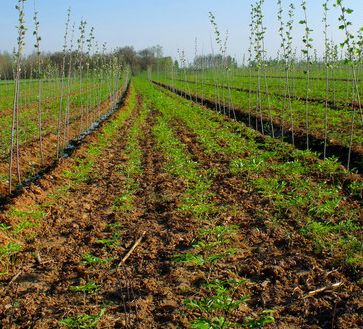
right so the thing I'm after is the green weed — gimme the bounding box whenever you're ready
[96,232,120,248]
[8,208,46,221]
[59,308,106,328]
[81,253,113,266]
[173,253,205,266]
[243,310,275,328]
[0,223,11,231]
[69,281,100,293]
[186,279,250,328]
[0,242,22,274]
[200,225,239,240]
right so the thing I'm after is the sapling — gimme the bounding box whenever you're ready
[101,42,107,108]
[247,3,255,128]
[111,55,118,105]
[277,0,288,136]
[106,52,113,103]
[334,0,363,169]
[9,0,27,191]
[85,26,95,126]
[221,29,229,114]
[170,55,176,93]
[209,38,222,113]
[258,0,274,136]
[322,0,331,159]
[299,0,314,150]
[357,28,363,80]
[93,42,101,118]
[109,53,119,107]
[77,20,87,134]
[93,41,101,118]
[64,22,75,144]
[106,53,113,103]
[111,52,117,104]
[287,3,295,144]
[194,37,199,102]
[210,12,225,112]
[355,28,363,116]
[181,50,191,99]
[200,45,205,104]
[25,61,32,105]
[252,0,266,134]
[324,39,340,107]
[208,13,223,113]
[329,40,339,107]
[313,49,318,67]
[33,3,44,165]
[209,12,236,120]
[56,8,71,158]
[177,49,191,99]
[277,1,295,143]
[223,33,237,120]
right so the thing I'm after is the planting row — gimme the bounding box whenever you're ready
[0,70,130,198]
[0,77,361,327]
[135,77,362,327]
[170,68,363,107]
[153,77,363,171]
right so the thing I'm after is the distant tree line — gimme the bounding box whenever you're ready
[0,45,173,80]
[0,51,13,80]
[114,45,173,74]
[193,54,237,69]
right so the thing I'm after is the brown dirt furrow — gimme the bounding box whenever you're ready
[169,117,362,329]
[111,108,197,328]
[0,92,142,328]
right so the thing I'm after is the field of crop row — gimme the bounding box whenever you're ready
[153,72,363,172]
[0,77,361,328]
[0,72,129,197]
[171,67,363,104]
[1,0,362,327]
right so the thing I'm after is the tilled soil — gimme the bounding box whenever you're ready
[0,85,362,329]
[169,117,363,329]
[111,108,197,328]
[0,93,199,328]
[0,91,143,327]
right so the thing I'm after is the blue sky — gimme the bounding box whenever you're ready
[0,0,362,62]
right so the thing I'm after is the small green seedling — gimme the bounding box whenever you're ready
[0,223,11,231]
[200,225,239,241]
[95,232,120,248]
[59,308,106,328]
[81,253,113,266]
[186,279,250,328]
[243,310,275,328]
[173,253,205,266]
[0,242,22,275]
[69,281,100,293]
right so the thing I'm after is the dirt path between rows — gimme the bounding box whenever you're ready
[0,92,141,327]
[0,98,200,328]
[1,84,361,328]
[109,108,197,328]
[170,117,362,329]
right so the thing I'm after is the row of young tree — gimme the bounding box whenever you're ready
[2,0,131,195]
[151,0,362,170]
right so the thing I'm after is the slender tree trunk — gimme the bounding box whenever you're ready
[9,66,21,192]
